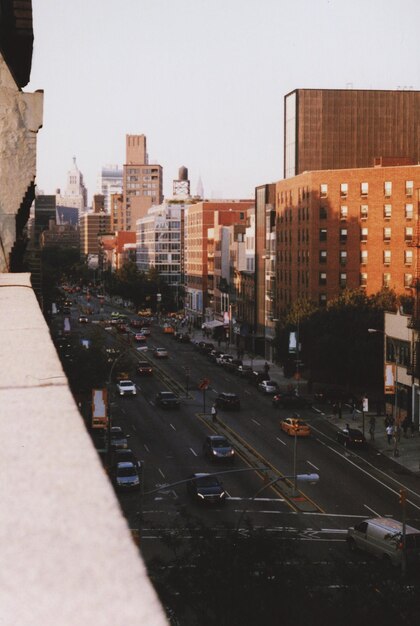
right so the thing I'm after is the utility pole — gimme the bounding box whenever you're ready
[400,488,407,576]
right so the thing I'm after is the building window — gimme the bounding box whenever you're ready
[319,272,327,286]
[383,204,392,219]
[383,273,391,288]
[320,184,328,198]
[319,206,327,219]
[404,273,413,288]
[340,183,348,198]
[383,227,391,242]
[319,293,327,306]
[406,180,414,196]
[405,227,413,242]
[361,227,368,242]
[319,250,327,264]
[340,205,348,220]
[384,181,392,197]
[360,182,369,196]
[405,203,413,219]
[319,228,327,241]
[339,273,347,288]
[405,250,413,265]
[360,273,367,287]
[383,250,391,265]
[361,250,368,264]
[360,205,368,219]
[339,228,348,243]
[340,250,347,265]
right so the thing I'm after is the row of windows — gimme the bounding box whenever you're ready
[319,227,413,242]
[317,273,413,289]
[335,204,414,220]
[320,180,414,198]
[318,249,414,265]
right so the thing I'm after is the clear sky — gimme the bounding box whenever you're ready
[27,0,420,204]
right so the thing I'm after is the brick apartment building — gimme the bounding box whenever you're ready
[184,200,253,325]
[275,162,420,310]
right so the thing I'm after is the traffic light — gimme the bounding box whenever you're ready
[399,488,407,505]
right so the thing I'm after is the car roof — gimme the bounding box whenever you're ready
[208,435,229,442]
[159,391,176,396]
[219,392,237,397]
[116,461,136,469]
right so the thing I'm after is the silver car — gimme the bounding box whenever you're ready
[113,461,140,490]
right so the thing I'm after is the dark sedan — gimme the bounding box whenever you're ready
[336,427,366,448]
[156,391,180,409]
[215,392,240,410]
[186,473,227,504]
[272,393,311,409]
[203,435,235,462]
[137,361,153,376]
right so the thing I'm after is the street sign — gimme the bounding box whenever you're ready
[199,378,210,390]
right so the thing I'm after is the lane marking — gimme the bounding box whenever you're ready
[307,460,319,471]
[229,497,284,502]
[190,447,198,456]
[132,425,137,433]
[276,437,287,446]
[158,468,165,478]
[170,423,176,431]
[364,504,380,517]
[251,418,261,426]
[143,444,150,453]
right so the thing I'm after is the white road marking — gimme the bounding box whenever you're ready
[276,437,287,446]
[244,389,251,395]
[158,468,165,478]
[170,423,176,431]
[307,460,319,471]
[251,418,261,426]
[131,425,137,433]
[143,444,150,453]
[364,504,380,517]
[229,497,284,502]
[190,447,198,456]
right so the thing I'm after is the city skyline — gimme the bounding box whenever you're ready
[27,0,420,204]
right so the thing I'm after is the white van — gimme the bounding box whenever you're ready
[347,517,420,566]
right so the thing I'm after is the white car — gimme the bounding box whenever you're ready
[258,379,279,394]
[154,347,168,358]
[116,379,137,396]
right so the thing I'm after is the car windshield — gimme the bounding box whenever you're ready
[212,439,230,448]
[196,476,220,487]
[161,392,176,399]
[117,467,137,477]
[120,381,133,387]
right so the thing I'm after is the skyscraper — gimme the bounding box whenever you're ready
[56,157,88,213]
[122,134,163,230]
[284,89,420,178]
[98,165,123,213]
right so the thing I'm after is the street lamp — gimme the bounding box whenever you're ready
[368,328,399,455]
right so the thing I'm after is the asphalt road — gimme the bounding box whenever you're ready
[53,293,420,570]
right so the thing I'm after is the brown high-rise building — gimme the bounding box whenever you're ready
[284,89,420,179]
[122,134,163,231]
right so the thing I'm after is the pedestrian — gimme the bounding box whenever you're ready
[345,423,350,432]
[351,402,357,421]
[211,404,218,423]
[386,424,393,445]
[263,361,270,377]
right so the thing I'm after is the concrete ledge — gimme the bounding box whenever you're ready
[0,274,167,626]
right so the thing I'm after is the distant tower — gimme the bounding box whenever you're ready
[173,166,190,197]
[196,176,204,199]
[56,157,88,212]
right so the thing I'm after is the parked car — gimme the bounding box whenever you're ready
[280,417,311,437]
[116,379,137,396]
[155,391,180,409]
[208,349,224,363]
[216,353,233,365]
[137,361,153,376]
[112,461,141,491]
[186,473,227,504]
[176,333,190,343]
[112,448,142,470]
[198,342,215,354]
[336,427,366,448]
[223,358,243,372]
[249,370,270,387]
[153,347,168,358]
[203,435,235,462]
[235,364,253,378]
[258,379,280,394]
[215,392,240,410]
[272,393,311,409]
[110,426,130,450]
[347,517,420,566]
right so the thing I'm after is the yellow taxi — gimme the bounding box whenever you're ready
[280,417,311,437]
